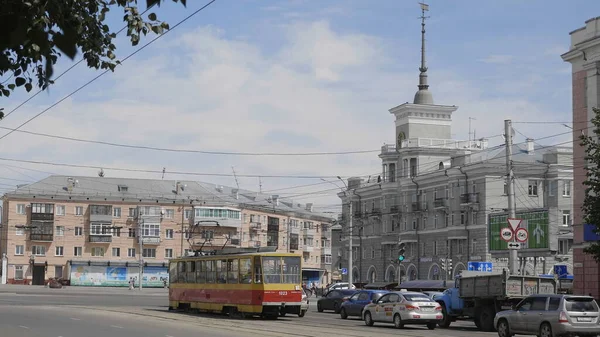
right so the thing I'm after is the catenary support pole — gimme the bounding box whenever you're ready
[505,119,518,275]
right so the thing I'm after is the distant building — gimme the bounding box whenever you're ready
[562,16,600,298]
[1,176,333,286]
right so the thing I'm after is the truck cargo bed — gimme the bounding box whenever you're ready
[459,270,556,299]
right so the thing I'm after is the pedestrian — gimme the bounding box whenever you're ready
[129,277,134,290]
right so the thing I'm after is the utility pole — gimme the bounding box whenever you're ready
[180,202,185,257]
[138,218,144,290]
[348,200,353,287]
[505,119,518,275]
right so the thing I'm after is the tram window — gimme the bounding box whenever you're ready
[177,261,187,283]
[254,256,262,283]
[239,258,252,284]
[196,260,206,284]
[206,260,215,284]
[282,257,301,284]
[169,262,177,284]
[227,259,239,284]
[187,261,195,273]
[216,260,227,284]
[262,256,282,284]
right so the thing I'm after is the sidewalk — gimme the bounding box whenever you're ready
[0,284,168,296]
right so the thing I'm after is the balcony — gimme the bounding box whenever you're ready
[31,213,54,221]
[303,227,315,235]
[434,198,449,208]
[29,233,53,242]
[399,137,489,150]
[321,247,331,255]
[89,205,112,222]
[412,202,426,212]
[369,208,381,217]
[290,226,300,234]
[390,205,399,213]
[321,230,331,238]
[250,223,262,231]
[303,246,314,253]
[138,236,161,245]
[89,235,112,243]
[460,193,479,204]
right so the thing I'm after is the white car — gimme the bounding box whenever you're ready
[327,282,356,291]
[299,289,309,317]
[362,291,442,330]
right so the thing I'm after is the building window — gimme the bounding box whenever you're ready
[112,248,120,257]
[55,246,64,256]
[562,180,571,197]
[558,239,572,255]
[143,248,156,258]
[165,229,173,239]
[128,208,137,218]
[528,180,538,196]
[420,242,425,256]
[503,182,508,195]
[128,248,136,257]
[445,214,449,227]
[562,211,571,226]
[434,215,438,228]
[75,227,83,236]
[91,223,112,235]
[548,181,555,196]
[412,219,417,230]
[165,249,173,258]
[433,241,438,255]
[142,223,160,237]
[16,227,24,236]
[91,247,105,257]
[32,245,45,256]
[14,266,23,280]
[56,226,65,236]
[371,247,375,259]
[389,163,396,182]
[16,204,26,215]
[15,245,24,255]
[74,247,82,257]
[56,205,65,216]
[113,207,121,218]
[74,206,83,216]
[165,209,174,219]
[458,240,465,254]
[128,228,136,238]
[184,209,192,220]
[460,211,466,225]
[471,239,477,255]
[423,216,428,229]
[449,183,454,198]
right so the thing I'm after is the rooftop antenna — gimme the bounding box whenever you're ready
[258,176,262,193]
[413,2,433,104]
[469,117,477,142]
[162,167,166,180]
[231,166,240,189]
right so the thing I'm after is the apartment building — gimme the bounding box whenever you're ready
[1,176,333,286]
[562,16,600,298]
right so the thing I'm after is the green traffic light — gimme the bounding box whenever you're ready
[398,255,405,262]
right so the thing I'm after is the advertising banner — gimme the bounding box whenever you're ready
[70,264,168,287]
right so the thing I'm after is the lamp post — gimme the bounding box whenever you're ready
[334,177,355,288]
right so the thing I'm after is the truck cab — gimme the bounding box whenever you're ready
[435,275,465,328]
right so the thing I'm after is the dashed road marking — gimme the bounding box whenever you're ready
[70,317,81,321]
[110,325,124,329]
[18,325,30,329]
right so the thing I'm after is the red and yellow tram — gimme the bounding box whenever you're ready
[168,247,303,318]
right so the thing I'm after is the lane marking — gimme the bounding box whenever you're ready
[70,317,81,321]
[110,325,124,329]
[18,325,30,329]
[166,335,175,337]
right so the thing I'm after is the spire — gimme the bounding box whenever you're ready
[413,2,434,105]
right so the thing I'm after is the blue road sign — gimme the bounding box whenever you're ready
[341,268,348,275]
[467,261,493,272]
[554,265,568,277]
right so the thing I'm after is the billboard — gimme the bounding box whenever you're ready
[489,210,549,251]
[70,264,168,287]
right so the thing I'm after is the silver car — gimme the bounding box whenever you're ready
[494,294,600,337]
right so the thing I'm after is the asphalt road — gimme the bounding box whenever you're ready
[0,287,499,337]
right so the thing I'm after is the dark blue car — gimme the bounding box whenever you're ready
[339,290,389,319]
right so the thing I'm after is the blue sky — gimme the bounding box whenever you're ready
[0,0,598,212]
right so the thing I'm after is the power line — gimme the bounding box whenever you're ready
[0,3,160,121]
[0,126,379,156]
[0,0,218,141]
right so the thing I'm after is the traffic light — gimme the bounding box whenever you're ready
[398,242,406,262]
[447,258,453,275]
[441,258,447,271]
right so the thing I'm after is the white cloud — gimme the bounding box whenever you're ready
[478,54,514,64]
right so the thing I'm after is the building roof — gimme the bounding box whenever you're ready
[466,143,572,166]
[4,175,334,221]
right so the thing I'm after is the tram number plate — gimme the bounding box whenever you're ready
[279,291,288,296]
[294,285,300,291]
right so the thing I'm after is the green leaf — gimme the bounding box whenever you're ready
[7,84,15,90]
[148,13,157,21]
[1,89,9,97]
[181,0,186,7]
[14,68,22,77]
[25,83,32,92]
[147,0,161,8]
[15,77,26,87]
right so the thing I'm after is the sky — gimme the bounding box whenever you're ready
[0,0,598,215]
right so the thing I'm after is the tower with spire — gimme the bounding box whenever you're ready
[388,2,457,148]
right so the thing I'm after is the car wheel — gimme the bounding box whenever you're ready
[427,322,436,330]
[539,323,552,337]
[333,302,340,313]
[438,304,451,328]
[393,314,404,329]
[496,319,511,337]
[298,310,306,318]
[317,303,323,312]
[340,308,348,319]
[364,311,374,326]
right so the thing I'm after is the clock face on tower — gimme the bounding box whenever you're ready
[397,131,406,149]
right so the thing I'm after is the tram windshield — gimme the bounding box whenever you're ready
[262,256,301,284]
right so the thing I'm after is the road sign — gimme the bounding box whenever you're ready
[489,211,549,251]
[554,265,568,277]
[500,227,514,242]
[341,268,348,275]
[507,218,522,232]
[507,242,522,249]
[467,261,493,272]
[515,228,529,243]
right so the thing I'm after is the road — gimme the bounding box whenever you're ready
[0,286,498,337]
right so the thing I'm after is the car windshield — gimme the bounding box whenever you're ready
[403,294,433,302]
[565,298,599,312]
[372,293,385,301]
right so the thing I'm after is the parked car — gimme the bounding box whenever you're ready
[327,282,356,291]
[317,289,356,313]
[494,294,600,337]
[362,291,442,330]
[340,290,388,319]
